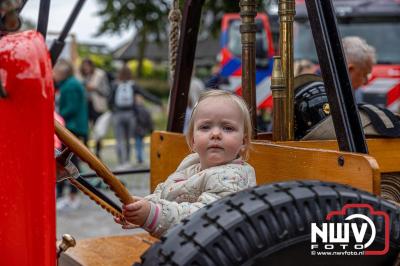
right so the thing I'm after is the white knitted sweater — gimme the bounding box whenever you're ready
[143,153,256,237]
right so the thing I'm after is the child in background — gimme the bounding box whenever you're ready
[115,90,256,237]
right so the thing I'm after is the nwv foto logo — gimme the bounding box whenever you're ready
[310,204,390,256]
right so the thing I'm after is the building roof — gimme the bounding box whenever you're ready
[113,34,220,67]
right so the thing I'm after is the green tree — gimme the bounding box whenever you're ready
[96,0,169,78]
[95,0,266,76]
[202,0,266,36]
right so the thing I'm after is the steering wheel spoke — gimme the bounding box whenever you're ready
[54,119,134,209]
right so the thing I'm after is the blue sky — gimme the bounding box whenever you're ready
[21,0,135,49]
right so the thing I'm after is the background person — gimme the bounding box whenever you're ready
[79,58,110,158]
[294,36,381,140]
[294,59,317,77]
[108,65,162,169]
[204,64,230,90]
[342,36,376,102]
[133,94,154,165]
[183,74,205,133]
[53,59,88,210]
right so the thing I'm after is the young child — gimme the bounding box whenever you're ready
[115,90,256,237]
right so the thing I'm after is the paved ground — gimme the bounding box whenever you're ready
[56,141,151,240]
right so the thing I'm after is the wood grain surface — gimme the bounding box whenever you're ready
[276,139,400,173]
[59,233,157,266]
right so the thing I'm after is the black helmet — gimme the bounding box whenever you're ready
[294,77,330,139]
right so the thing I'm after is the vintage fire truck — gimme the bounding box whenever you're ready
[218,13,275,109]
[1,0,400,265]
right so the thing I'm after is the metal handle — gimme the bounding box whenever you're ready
[57,234,76,258]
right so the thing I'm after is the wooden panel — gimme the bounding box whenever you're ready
[59,233,157,266]
[150,132,191,192]
[248,142,380,194]
[150,131,380,194]
[276,139,400,173]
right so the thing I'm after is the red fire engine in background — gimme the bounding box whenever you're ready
[219,0,400,112]
[218,13,275,109]
[291,0,400,112]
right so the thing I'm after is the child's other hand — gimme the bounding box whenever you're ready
[114,216,140,229]
[122,199,151,226]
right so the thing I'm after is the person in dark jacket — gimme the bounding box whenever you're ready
[108,65,161,168]
[53,59,88,210]
[133,95,154,164]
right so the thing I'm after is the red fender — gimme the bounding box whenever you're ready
[0,31,55,265]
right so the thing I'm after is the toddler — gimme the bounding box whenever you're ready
[115,90,256,237]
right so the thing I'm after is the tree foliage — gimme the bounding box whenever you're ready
[202,0,266,37]
[96,0,267,39]
[96,0,169,40]
[95,0,267,76]
[96,0,169,77]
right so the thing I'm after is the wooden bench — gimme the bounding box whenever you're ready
[150,131,381,194]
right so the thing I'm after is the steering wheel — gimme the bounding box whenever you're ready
[54,120,133,217]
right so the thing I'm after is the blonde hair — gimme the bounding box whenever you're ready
[186,90,252,160]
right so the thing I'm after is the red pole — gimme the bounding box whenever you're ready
[0,31,56,265]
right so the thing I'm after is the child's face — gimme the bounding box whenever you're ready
[191,97,246,169]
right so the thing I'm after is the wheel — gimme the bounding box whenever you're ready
[381,172,400,202]
[138,180,400,266]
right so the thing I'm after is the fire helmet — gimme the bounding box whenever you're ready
[294,76,330,139]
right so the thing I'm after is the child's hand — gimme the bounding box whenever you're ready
[122,198,151,226]
[114,216,140,229]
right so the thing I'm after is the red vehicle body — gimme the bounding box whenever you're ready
[363,65,400,112]
[218,13,275,109]
[0,31,56,265]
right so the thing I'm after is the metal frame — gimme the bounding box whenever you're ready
[240,0,258,137]
[49,0,86,65]
[305,0,368,153]
[167,0,205,132]
[81,168,150,178]
[37,0,51,38]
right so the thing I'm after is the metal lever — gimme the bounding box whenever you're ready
[57,234,76,258]
[55,148,122,214]
[56,148,79,182]
[0,81,7,98]
[37,0,51,38]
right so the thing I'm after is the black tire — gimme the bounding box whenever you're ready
[138,181,400,266]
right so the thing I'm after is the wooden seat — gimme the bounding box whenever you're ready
[150,131,381,194]
[276,139,400,173]
[278,138,400,201]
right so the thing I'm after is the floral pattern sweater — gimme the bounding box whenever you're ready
[143,153,256,237]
